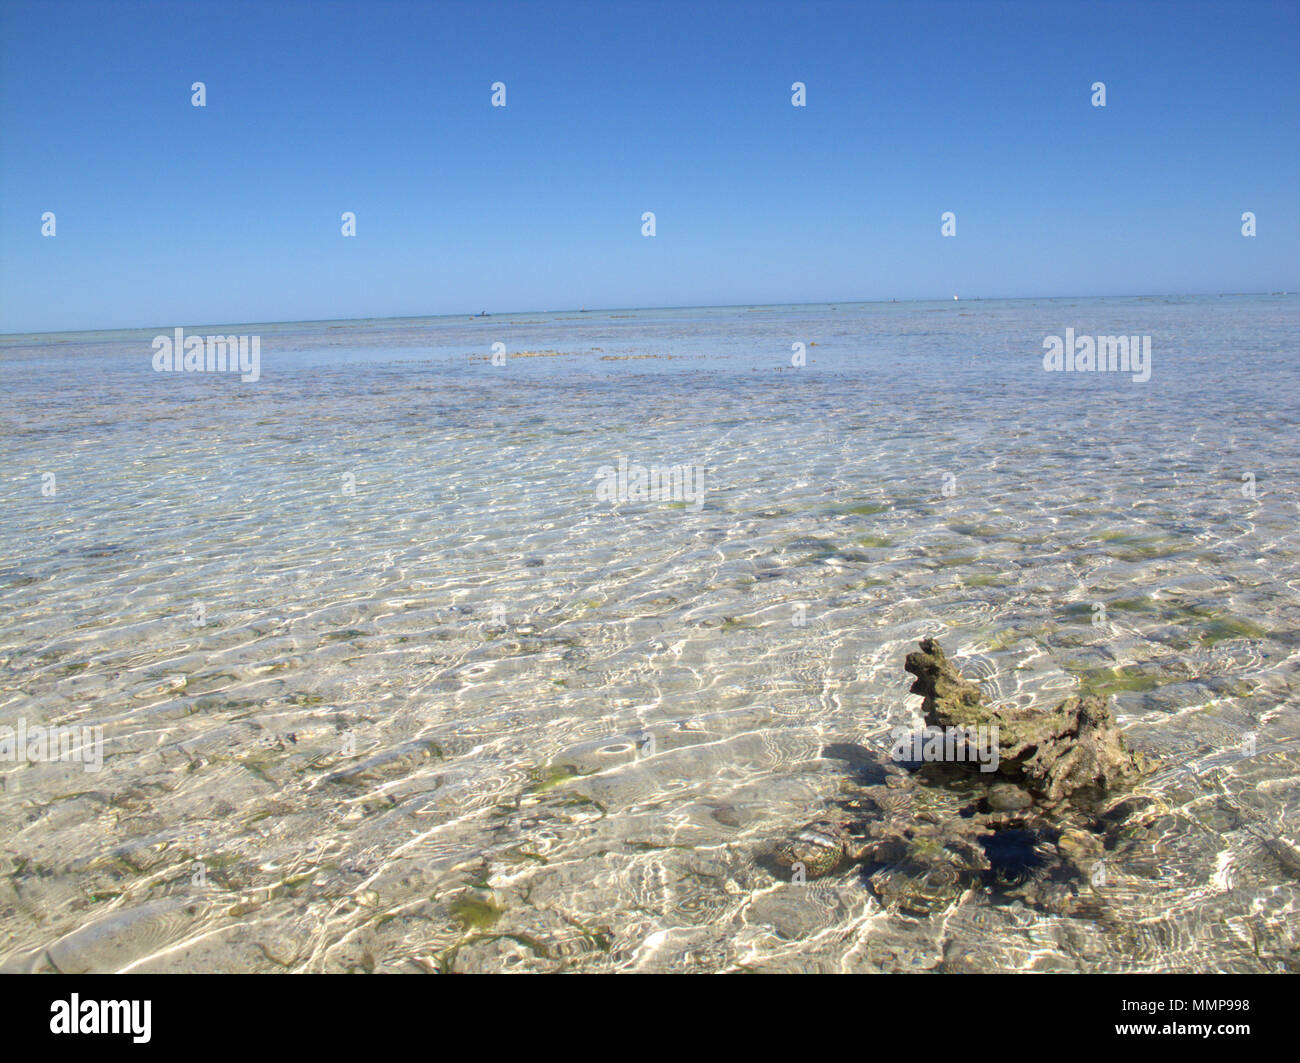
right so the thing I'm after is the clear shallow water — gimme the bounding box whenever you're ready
[1,296,1297,972]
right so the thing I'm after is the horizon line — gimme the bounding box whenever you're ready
[1,289,1293,340]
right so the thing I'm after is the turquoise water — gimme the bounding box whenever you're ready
[1,295,1297,971]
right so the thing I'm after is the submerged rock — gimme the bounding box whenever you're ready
[771,820,855,880]
[770,638,1152,918]
[986,783,1034,812]
[904,637,1146,803]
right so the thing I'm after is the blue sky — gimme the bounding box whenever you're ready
[1,0,1296,332]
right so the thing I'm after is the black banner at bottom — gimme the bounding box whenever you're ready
[0,972,1286,1050]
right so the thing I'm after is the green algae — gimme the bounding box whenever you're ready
[1097,533,1186,561]
[449,893,504,930]
[1109,597,1160,613]
[1197,617,1267,644]
[504,848,549,865]
[980,628,1023,652]
[527,764,581,793]
[932,554,979,567]
[1066,664,1166,699]
[948,523,1000,538]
